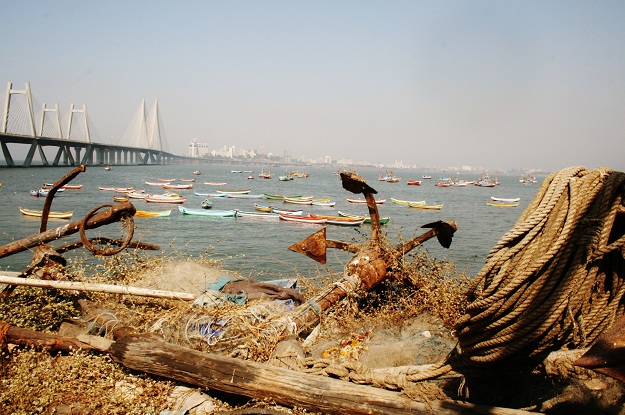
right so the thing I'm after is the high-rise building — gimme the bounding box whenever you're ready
[188,138,210,157]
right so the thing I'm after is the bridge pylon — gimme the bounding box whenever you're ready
[131,99,163,151]
[66,104,91,143]
[1,82,37,137]
[39,103,63,138]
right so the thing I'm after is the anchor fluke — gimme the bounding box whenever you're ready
[288,228,327,264]
[574,315,625,382]
[421,220,458,249]
[340,172,377,195]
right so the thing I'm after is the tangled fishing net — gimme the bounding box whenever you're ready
[453,166,625,367]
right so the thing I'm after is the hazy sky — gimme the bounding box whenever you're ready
[1,1,624,171]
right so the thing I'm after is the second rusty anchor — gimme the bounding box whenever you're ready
[287,171,458,334]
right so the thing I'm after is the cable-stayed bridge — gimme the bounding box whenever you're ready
[0,82,188,167]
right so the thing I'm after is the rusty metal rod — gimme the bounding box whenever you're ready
[364,191,382,244]
[325,239,360,253]
[0,202,136,259]
[40,165,86,233]
[55,238,160,253]
[389,222,457,262]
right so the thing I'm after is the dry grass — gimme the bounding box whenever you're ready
[0,348,173,415]
[0,247,470,414]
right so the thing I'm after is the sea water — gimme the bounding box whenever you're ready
[0,165,541,281]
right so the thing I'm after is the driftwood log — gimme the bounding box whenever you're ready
[109,333,540,415]
[0,320,93,353]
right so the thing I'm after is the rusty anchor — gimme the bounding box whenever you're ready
[287,171,458,334]
[574,315,625,383]
[0,165,159,298]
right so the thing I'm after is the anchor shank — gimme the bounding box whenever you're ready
[326,239,360,253]
[364,192,382,243]
[40,165,86,233]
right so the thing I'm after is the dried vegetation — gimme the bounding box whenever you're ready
[0,247,470,414]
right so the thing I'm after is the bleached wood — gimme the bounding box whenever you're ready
[0,275,195,300]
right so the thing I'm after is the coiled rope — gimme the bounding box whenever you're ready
[454,166,625,365]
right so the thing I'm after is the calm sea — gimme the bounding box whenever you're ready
[0,165,541,281]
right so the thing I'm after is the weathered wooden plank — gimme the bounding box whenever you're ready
[109,333,540,415]
[0,320,93,353]
[0,275,195,300]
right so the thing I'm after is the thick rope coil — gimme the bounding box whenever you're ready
[454,166,625,365]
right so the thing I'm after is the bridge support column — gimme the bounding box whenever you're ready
[1,141,15,166]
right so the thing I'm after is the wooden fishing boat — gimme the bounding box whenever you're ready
[19,207,73,219]
[271,207,304,216]
[258,169,272,179]
[346,197,386,204]
[309,214,364,226]
[263,193,285,200]
[113,196,129,202]
[283,196,313,205]
[146,181,169,186]
[379,170,400,182]
[278,213,327,224]
[162,184,193,190]
[116,188,137,194]
[201,199,212,209]
[391,198,425,206]
[178,206,236,217]
[194,191,226,197]
[99,186,131,191]
[408,202,443,210]
[145,195,186,204]
[486,201,520,207]
[44,183,83,190]
[180,178,196,182]
[406,180,422,186]
[32,188,65,197]
[158,178,175,182]
[215,189,251,195]
[491,196,521,203]
[254,204,273,212]
[235,210,280,219]
[311,200,336,207]
[337,211,390,225]
[134,209,172,218]
[127,191,147,199]
[203,182,227,186]
[226,193,264,199]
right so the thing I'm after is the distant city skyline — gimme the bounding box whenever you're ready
[184,138,545,173]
